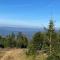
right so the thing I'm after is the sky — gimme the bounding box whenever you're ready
[0,0,60,28]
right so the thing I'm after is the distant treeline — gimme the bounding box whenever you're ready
[0,32,28,48]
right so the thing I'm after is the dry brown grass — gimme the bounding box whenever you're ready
[0,48,26,60]
[0,48,47,60]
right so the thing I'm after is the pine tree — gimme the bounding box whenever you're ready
[47,20,55,55]
[17,32,28,48]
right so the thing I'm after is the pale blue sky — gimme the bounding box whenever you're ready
[0,0,60,28]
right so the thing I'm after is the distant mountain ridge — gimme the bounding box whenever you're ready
[0,26,59,39]
[0,26,43,38]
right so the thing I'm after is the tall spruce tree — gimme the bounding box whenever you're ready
[47,20,55,55]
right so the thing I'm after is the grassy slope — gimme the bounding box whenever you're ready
[0,48,47,60]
